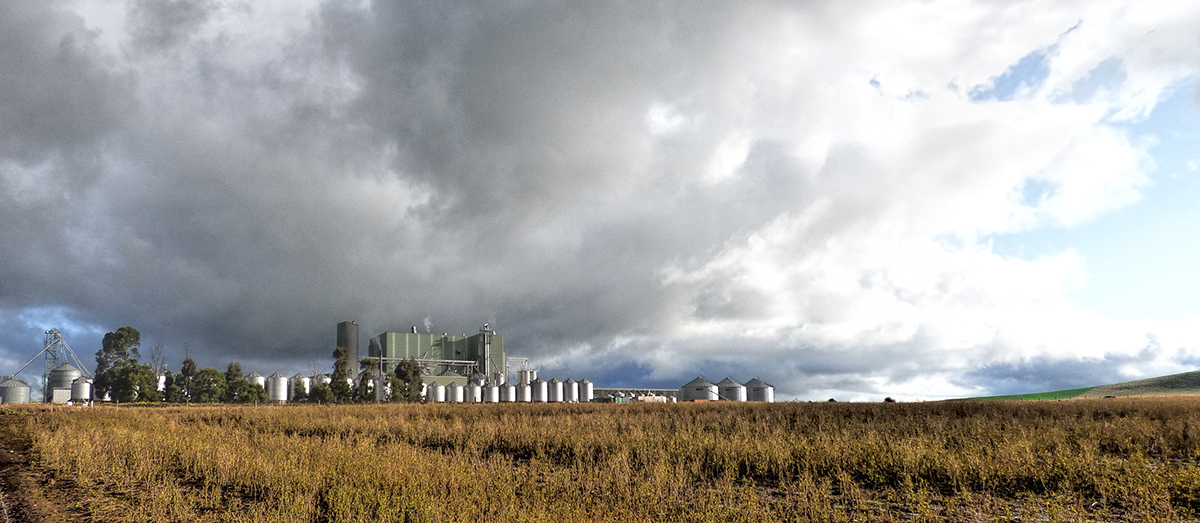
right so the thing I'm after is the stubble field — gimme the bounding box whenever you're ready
[4,397,1200,522]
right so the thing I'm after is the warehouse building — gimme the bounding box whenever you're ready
[367,324,506,387]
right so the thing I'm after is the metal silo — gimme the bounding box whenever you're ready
[447,382,464,403]
[563,379,578,403]
[484,382,500,403]
[547,378,563,402]
[503,384,516,402]
[290,373,310,400]
[519,383,531,402]
[680,377,718,401]
[246,372,266,389]
[530,378,547,402]
[49,363,82,391]
[716,377,747,402]
[428,383,446,403]
[337,321,359,375]
[467,382,482,403]
[579,379,594,402]
[312,373,332,387]
[70,376,93,403]
[744,377,775,402]
[266,373,289,403]
[1,378,31,404]
[517,369,537,386]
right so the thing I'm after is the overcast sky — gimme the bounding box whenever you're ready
[2,1,1198,400]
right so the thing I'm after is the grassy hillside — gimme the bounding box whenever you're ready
[970,370,1200,401]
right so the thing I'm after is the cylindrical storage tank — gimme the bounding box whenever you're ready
[744,377,775,402]
[289,373,310,401]
[563,379,578,403]
[503,384,517,402]
[246,372,266,389]
[70,376,93,403]
[447,383,464,403]
[428,383,446,403]
[484,383,500,403]
[519,384,531,402]
[579,379,594,402]
[467,382,483,403]
[157,373,167,392]
[49,363,82,391]
[547,378,563,403]
[1,378,31,404]
[530,378,547,402]
[517,369,537,386]
[312,373,332,386]
[716,377,747,402]
[266,372,289,403]
[680,377,719,401]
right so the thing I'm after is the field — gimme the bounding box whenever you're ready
[4,399,1200,522]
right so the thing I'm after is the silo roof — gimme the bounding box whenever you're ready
[54,363,79,372]
[716,377,744,387]
[291,372,307,379]
[683,376,715,387]
[246,372,263,378]
[744,377,774,388]
[1,378,30,388]
[268,372,286,378]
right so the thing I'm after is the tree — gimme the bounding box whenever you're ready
[109,362,160,403]
[355,357,380,402]
[291,381,309,403]
[308,382,334,404]
[243,383,267,404]
[192,368,226,403]
[223,362,249,403]
[331,346,352,403]
[164,372,185,403]
[393,359,423,403]
[178,357,198,403]
[95,326,141,400]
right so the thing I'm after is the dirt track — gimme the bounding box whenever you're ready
[0,408,80,523]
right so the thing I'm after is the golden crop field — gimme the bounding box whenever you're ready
[7,398,1200,522]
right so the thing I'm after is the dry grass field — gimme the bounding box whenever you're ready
[4,398,1200,521]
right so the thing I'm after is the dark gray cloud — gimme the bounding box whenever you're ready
[1,1,1197,399]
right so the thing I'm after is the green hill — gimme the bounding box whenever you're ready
[969,370,1200,400]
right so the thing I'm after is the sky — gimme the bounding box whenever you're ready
[1,1,1199,401]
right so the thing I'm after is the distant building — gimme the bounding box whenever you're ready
[369,324,506,386]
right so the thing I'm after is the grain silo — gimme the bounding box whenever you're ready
[579,379,594,402]
[744,377,775,402]
[530,378,547,402]
[563,379,578,403]
[484,382,500,403]
[266,373,289,403]
[70,376,93,403]
[312,373,332,387]
[447,382,464,403]
[503,384,516,402]
[467,382,483,403]
[1,378,31,404]
[48,363,83,404]
[518,383,532,402]
[428,383,446,403]
[716,377,747,402]
[337,321,359,374]
[680,377,718,401]
[246,372,266,389]
[518,369,537,386]
[547,378,563,402]
[290,373,310,400]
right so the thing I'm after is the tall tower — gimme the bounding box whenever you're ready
[337,321,359,371]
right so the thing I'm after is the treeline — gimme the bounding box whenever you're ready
[93,326,422,405]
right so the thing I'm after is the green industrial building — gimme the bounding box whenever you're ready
[368,324,505,387]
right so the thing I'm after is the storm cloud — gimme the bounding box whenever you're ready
[2,1,1199,399]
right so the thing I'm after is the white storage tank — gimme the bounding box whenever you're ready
[70,376,93,403]
[447,382,464,403]
[312,373,332,387]
[484,382,500,403]
[266,372,289,403]
[579,379,594,402]
[467,382,483,403]
[519,383,532,402]
[547,378,563,402]
[563,379,579,403]
[1,378,31,404]
[680,376,719,401]
[246,372,266,389]
[517,369,537,386]
[428,383,446,403]
[503,384,517,402]
[290,373,311,400]
[744,377,775,402]
[530,378,547,402]
[716,377,747,402]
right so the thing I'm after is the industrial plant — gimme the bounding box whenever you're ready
[1,323,775,405]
